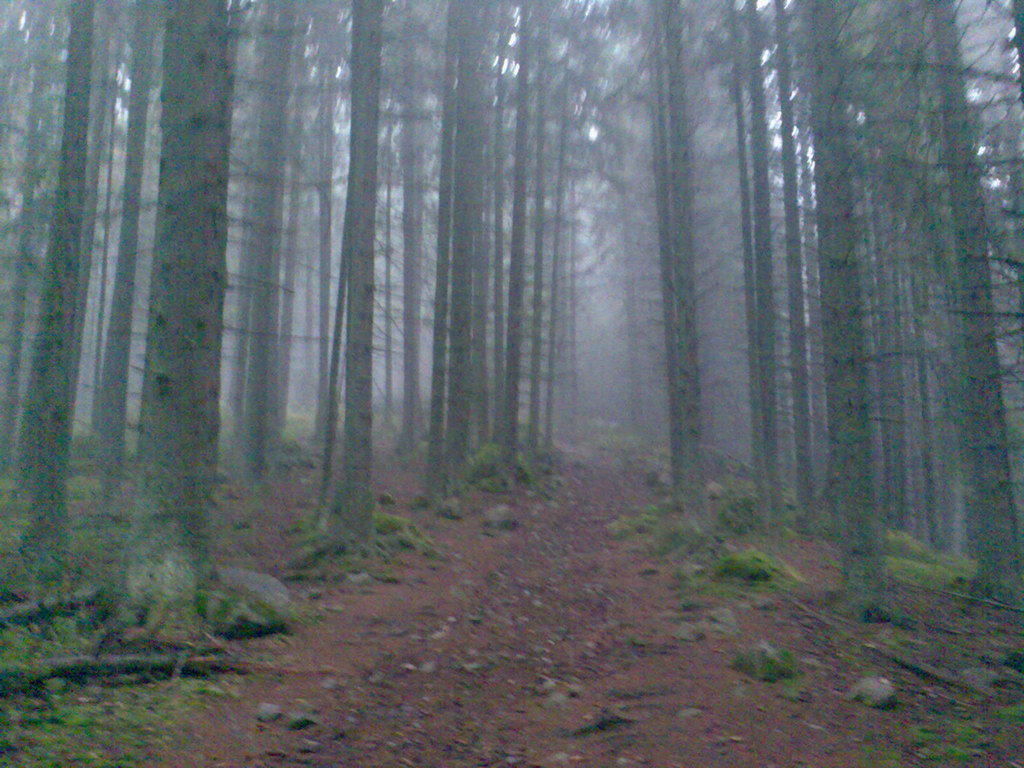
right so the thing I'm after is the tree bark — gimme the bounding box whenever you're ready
[96,0,158,488]
[501,3,532,471]
[772,0,813,525]
[806,0,885,618]
[425,5,458,498]
[930,0,1022,602]
[744,0,780,529]
[397,9,423,455]
[526,49,548,459]
[329,0,384,546]
[0,63,48,474]
[242,0,294,482]
[18,0,96,587]
[126,0,231,617]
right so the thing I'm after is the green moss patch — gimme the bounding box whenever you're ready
[731,642,799,682]
[883,532,974,590]
[715,549,781,582]
[373,512,436,556]
[1,677,238,767]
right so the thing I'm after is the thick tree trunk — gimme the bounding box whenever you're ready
[653,0,707,523]
[806,0,885,618]
[19,0,96,587]
[931,0,1022,602]
[445,0,487,477]
[126,0,232,617]
[329,0,384,546]
[242,0,294,482]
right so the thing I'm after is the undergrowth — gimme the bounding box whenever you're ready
[0,677,239,767]
[883,531,974,590]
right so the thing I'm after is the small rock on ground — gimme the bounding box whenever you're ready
[846,676,897,709]
[256,703,282,723]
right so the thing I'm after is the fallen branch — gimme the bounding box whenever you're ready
[0,653,247,696]
[863,643,994,697]
[900,583,1024,615]
[0,586,100,627]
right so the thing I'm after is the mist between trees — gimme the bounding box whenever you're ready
[0,0,1022,626]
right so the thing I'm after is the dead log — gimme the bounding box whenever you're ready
[863,643,994,696]
[0,586,101,627]
[0,653,247,695]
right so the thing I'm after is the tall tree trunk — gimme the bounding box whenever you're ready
[72,18,114,392]
[96,0,157,489]
[328,0,384,546]
[772,0,813,524]
[491,35,510,440]
[930,0,1022,602]
[397,13,423,455]
[651,19,683,489]
[544,83,570,451]
[806,0,884,618]
[90,66,120,431]
[126,0,231,617]
[653,0,707,523]
[383,126,395,425]
[242,0,294,481]
[526,50,548,458]
[314,65,338,445]
[276,129,303,440]
[445,0,487,477]
[19,0,95,586]
[725,0,761,484]
[0,64,47,474]
[425,6,458,498]
[502,3,531,471]
[744,0,780,528]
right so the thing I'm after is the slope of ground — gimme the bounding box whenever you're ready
[150,454,1024,768]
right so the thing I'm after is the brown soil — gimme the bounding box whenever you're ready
[155,453,1024,768]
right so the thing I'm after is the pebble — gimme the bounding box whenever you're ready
[256,703,282,723]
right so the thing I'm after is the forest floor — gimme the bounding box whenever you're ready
[3,444,1024,767]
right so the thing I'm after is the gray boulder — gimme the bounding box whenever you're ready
[846,676,897,709]
[216,566,291,610]
[484,505,517,530]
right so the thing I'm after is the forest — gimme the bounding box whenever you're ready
[0,0,1023,765]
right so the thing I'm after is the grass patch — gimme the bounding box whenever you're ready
[1,677,239,767]
[884,531,974,589]
[995,703,1024,723]
[731,642,799,682]
[373,511,435,556]
[715,549,781,582]
[909,721,985,763]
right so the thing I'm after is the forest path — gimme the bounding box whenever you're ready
[159,457,945,768]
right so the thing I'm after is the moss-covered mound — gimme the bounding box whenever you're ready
[883,531,974,590]
[714,549,781,583]
[731,642,799,682]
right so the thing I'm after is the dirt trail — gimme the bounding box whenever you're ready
[158,458,1017,768]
